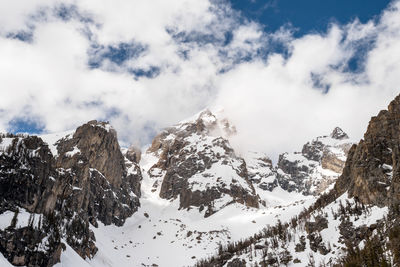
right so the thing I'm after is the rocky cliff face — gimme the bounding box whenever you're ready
[335,95,400,211]
[0,121,141,266]
[147,110,259,217]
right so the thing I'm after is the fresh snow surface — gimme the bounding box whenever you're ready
[275,133,356,195]
[54,243,93,267]
[188,162,252,192]
[0,253,13,267]
[65,145,81,157]
[0,209,42,230]
[0,137,14,152]
[0,119,358,267]
[94,123,113,133]
[304,193,388,265]
[40,130,75,156]
[86,174,314,266]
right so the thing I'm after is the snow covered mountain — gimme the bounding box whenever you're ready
[146,110,259,216]
[194,95,400,266]
[3,96,398,267]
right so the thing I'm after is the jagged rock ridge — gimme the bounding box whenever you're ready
[276,127,353,195]
[247,127,354,196]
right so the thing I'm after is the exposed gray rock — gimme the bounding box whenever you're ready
[0,120,142,266]
[226,258,246,267]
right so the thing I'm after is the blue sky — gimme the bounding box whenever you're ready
[231,0,391,36]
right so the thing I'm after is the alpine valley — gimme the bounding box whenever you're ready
[1,94,400,267]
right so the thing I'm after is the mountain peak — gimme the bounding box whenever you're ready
[196,109,217,125]
[330,126,349,140]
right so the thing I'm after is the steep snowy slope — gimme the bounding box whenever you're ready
[195,192,389,266]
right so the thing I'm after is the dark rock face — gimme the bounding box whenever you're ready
[0,136,67,266]
[244,127,352,196]
[125,145,142,164]
[0,136,55,213]
[148,110,259,216]
[0,121,142,266]
[305,216,328,233]
[226,258,246,267]
[52,120,141,227]
[0,217,64,267]
[335,95,400,209]
[302,140,325,162]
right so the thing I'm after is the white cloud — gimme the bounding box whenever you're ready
[0,0,399,160]
[0,0,54,33]
[214,1,400,160]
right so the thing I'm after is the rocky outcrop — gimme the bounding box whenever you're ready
[0,121,142,266]
[245,152,277,192]
[125,145,142,164]
[335,95,400,210]
[330,127,349,140]
[147,110,259,217]
[55,120,126,188]
[276,127,353,195]
[0,135,68,266]
[51,120,141,226]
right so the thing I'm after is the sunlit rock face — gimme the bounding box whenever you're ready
[335,94,400,210]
